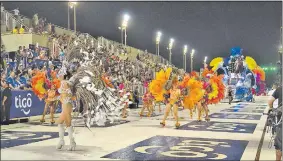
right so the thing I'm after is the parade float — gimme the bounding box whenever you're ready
[209,47,266,101]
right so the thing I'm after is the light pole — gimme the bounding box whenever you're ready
[121,14,130,47]
[156,31,162,63]
[168,38,174,64]
[183,45,188,71]
[118,27,123,44]
[190,49,195,72]
[156,31,162,56]
[68,1,77,32]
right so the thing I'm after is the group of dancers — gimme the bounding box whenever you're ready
[145,67,225,128]
[30,33,226,151]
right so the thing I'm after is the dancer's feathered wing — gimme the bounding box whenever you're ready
[179,75,204,109]
[149,68,172,102]
[60,34,127,127]
[208,75,225,104]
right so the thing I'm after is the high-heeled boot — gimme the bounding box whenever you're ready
[66,126,76,151]
[56,124,65,150]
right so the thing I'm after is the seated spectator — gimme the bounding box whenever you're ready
[12,26,19,34]
[6,71,16,89]
[19,26,25,34]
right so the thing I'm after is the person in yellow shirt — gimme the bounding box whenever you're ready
[19,26,25,34]
[12,27,18,34]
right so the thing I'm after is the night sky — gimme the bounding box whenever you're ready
[3,1,282,71]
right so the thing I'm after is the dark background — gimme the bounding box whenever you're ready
[3,1,282,85]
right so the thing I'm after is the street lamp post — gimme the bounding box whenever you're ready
[168,38,174,64]
[183,45,188,71]
[156,31,162,63]
[121,14,130,47]
[190,49,195,72]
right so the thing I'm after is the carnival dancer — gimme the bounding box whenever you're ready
[160,76,184,128]
[197,68,225,121]
[179,74,204,120]
[139,88,154,117]
[40,84,58,124]
[56,71,76,151]
[52,33,129,151]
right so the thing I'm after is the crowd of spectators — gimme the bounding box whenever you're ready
[0,3,174,97]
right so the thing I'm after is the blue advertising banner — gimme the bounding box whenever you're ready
[9,90,61,119]
[10,90,45,119]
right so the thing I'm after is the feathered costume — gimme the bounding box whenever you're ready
[149,67,172,103]
[179,75,204,109]
[200,68,225,105]
[209,50,266,98]
[31,69,61,124]
[57,34,129,127]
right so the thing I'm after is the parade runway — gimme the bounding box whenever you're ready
[1,96,273,160]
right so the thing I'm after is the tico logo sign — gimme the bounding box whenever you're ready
[10,90,45,119]
[15,93,33,115]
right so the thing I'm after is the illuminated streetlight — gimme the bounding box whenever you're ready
[168,38,174,64]
[156,31,162,54]
[155,31,162,63]
[190,49,195,72]
[183,45,188,71]
[119,14,130,47]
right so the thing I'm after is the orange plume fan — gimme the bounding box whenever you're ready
[252,66,265,81]
[207,74,225,104]
[181,75,204,109]
[31,71,47,99]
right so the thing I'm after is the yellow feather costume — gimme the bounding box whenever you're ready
[179,75,204,109]
[245,56,258,71]
[210,57,223,71]
[149,68,172,102]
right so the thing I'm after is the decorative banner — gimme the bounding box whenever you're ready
[102,135,248,161]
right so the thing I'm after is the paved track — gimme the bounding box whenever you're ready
[1,96,273,160]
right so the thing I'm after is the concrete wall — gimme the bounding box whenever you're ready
[1,33,50,52]
[1,34,33,52]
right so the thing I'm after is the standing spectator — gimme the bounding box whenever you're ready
[32,13,38,32]
[21,47,27,68]
[51,24,55,35]
[133,87,140,108]
[59,49,64,61]
[268,86,282,161]
[15,46,22,70]
[1,80,12,125]
[12,8,20,29]
[12,8,19,17]
[33,47,39,59]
